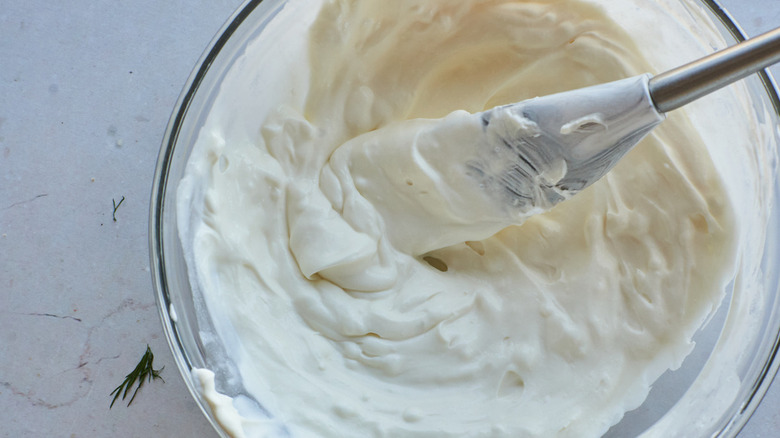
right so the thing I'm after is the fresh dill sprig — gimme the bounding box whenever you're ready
[112,196,125,222]
[110,344,164,408]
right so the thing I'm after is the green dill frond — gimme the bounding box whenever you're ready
[110,344,164,408]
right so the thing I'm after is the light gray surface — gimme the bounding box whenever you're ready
[0,0,778,436]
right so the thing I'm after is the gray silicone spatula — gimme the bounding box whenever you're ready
[468,26,780,216]
[333,26,780,255]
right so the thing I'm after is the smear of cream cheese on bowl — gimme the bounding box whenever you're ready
[174,0,756,436]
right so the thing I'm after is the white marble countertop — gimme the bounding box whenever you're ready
[1,0,778,436]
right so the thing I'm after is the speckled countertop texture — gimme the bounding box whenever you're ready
[1,0,778,436]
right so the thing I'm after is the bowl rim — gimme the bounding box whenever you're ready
[696,3,780,436]
[148,0,780,437]
[149,1,265,435]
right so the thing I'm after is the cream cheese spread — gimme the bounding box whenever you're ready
[177,0,738,436]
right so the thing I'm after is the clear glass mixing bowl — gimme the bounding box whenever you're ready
[150,0,780,436]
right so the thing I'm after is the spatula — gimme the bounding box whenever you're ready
[332,26,780,255]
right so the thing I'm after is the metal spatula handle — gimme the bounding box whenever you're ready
[649,26,780,113]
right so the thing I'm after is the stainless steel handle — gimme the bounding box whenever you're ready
[648,26,780,113]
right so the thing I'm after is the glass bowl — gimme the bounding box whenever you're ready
[150,0,780,436]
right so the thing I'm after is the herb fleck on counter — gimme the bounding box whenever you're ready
[112,196,125,222]
[110,344,164,408]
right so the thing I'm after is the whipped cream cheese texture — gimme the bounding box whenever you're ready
[178,0,737,436]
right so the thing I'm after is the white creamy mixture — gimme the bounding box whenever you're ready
[177,0,737,437]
